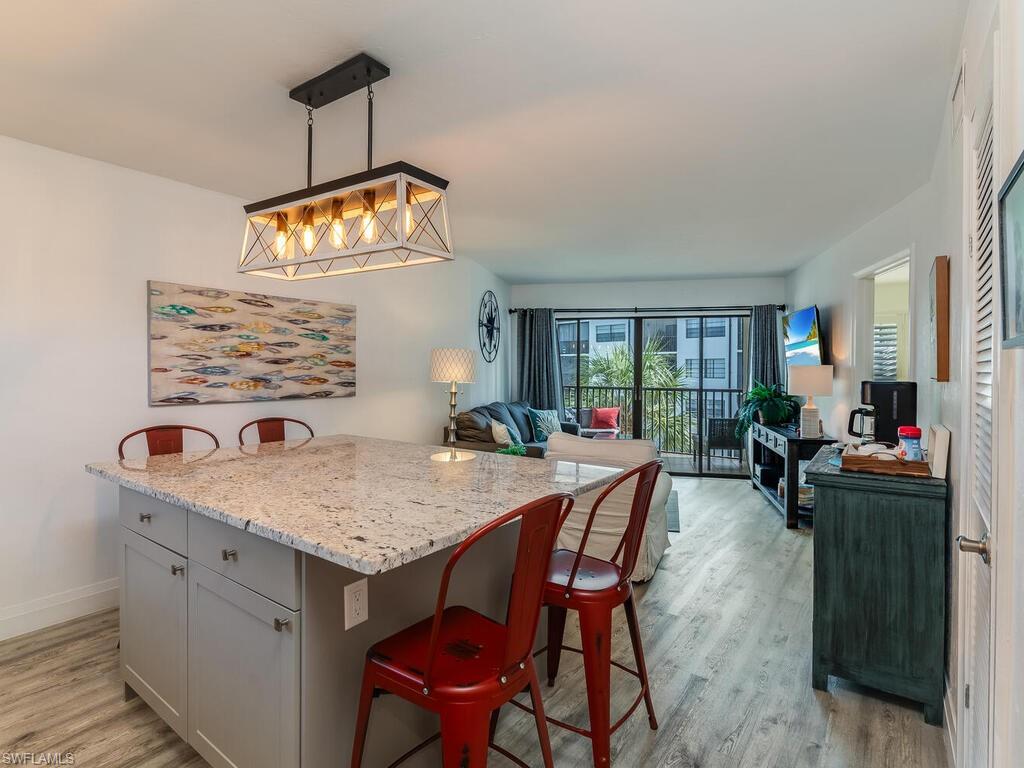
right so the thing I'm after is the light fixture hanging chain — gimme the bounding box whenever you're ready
[366,83,374,171]
[306,105,314,189]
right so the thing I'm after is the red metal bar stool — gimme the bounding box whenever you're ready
[539,460,662,767]
[237,417,314,445]
[117,425,220,458]
[350,493,575,768]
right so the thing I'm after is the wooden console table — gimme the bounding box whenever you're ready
[750,422,833,528]
[804,446,947,724]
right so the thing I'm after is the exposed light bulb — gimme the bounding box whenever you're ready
[362,190,376,244]
[274,213,289,260]
[404,189,415,237]
[329,198,347,250]
[301,206,316,254]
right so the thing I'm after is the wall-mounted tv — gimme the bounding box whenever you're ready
[783,305,824,367]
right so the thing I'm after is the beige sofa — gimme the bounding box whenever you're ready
[545,433,672,582]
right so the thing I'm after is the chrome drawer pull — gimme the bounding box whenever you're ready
[139,513,152,523]
[221,548,238,562]
[171,564,185,576]
[273,618,290,632]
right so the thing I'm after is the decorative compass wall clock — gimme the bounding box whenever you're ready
[478,290,500,362]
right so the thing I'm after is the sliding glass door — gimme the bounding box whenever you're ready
[557,314,749,477]
[557,318,636,436]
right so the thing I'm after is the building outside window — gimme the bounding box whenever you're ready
[595,322,627,343]
[684,358,726,379]
[685,317,727,338]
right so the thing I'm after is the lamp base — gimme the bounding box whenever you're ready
[431,449,476,463]
[800,405,822,438]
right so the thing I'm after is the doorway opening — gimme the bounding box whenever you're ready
[872,261,912,380]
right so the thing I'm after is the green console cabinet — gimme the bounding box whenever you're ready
[804,447,948,725]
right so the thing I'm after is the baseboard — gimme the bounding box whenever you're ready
[0,578,119,642]
[944,687,958,767]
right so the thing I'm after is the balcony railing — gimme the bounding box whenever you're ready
[562,384,745,458]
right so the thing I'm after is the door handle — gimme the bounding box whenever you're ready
[139,513,152,523]
[956,534,990,565]
[273,618,290,632]
[221,548,238,562]
[171,564,185,576]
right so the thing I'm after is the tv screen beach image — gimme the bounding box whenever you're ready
[784,306,822,366]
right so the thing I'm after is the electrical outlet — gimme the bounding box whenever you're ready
[344,578,368,630]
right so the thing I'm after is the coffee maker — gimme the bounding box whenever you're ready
[847,380,917,445]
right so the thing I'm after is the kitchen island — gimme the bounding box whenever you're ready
[86,434,624,768]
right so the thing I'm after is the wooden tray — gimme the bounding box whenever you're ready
[840,448,933,478]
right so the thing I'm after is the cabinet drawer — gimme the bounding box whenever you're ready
[189,512,300,610]
[120,488,188,556]
[188,563,300,768]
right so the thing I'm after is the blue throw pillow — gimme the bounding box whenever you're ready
[527,408,562,442]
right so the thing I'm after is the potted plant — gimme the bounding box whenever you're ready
[736,381,800,438]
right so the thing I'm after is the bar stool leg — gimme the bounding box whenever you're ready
[623,594,658,730]
[528,663,556,768]
[440,704,491,767]
[578,604,613,767]
[546,604,568,686]
[350,667,376,768]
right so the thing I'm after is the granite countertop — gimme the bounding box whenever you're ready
[86,434,626,575]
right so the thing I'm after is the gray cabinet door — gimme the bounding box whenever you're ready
[188,562,300,768]
[121,527,188,739]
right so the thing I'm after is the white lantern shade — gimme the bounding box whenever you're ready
[788,364,834,396]
[431,348,475,383]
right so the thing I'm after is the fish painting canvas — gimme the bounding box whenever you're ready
[148,281,356,405]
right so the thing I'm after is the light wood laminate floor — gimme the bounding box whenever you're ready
[0,478,948,767]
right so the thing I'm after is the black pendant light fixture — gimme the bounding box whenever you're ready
[238,53,453,281]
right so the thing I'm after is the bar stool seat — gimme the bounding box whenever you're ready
[368,606,512,697]
[545,550,621,595]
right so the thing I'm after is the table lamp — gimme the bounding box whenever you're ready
[788,364,833,438]
[430,348,476,462]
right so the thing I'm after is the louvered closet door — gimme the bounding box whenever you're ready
[965,106,996,768]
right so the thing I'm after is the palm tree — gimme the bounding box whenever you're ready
[576,338,693,452]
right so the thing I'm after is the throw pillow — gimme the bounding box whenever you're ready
[590,406,620,430]
[490,418,522,446]
[527,408,563,442]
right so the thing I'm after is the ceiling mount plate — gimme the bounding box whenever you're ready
[289,53,390,110]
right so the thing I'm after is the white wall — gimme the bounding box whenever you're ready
[0,135,509,640]
[509,276,786,310]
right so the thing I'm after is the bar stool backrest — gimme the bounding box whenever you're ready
[237,417,314,446]
[565,460,662,594]
[422,493,574,689]
[118,425,220,459]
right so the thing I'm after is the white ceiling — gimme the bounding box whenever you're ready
[0,0,966,284]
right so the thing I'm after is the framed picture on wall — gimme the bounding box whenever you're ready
[929,255,950,381]
[999,145,1024,348]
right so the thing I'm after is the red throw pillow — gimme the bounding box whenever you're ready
[591,407,620,429]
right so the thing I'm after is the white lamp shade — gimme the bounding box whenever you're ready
[431,348,476,383]
[788,364,834,397]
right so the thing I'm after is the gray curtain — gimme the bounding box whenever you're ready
[750,305,782,388]
[516,309,562,412]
